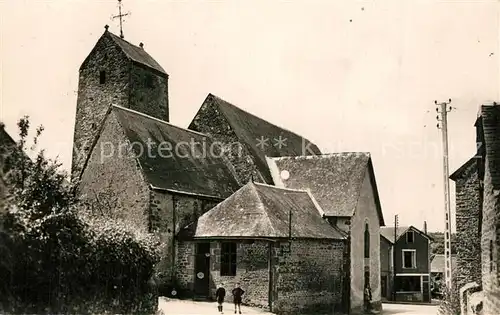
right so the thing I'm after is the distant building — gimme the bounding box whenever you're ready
[380,226,432,303]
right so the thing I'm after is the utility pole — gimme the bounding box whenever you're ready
[435,99,453,290]
[392,214,398,301]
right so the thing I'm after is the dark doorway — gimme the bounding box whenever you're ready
[194,243,211,297]
[381,276,387,298]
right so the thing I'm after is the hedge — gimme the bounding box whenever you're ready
[0,209,161,314]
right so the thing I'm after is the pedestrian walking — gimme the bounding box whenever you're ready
[232,282,245,314]
[216,283,226,314]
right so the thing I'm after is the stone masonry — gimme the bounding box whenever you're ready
[78,113,151,232]
[480,105,500,315]
[188,96,266,185]
[451,160,482,294]
[175,239,345,315]
[72,29,168,179]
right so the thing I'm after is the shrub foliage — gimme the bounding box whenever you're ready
[0,117,160,314]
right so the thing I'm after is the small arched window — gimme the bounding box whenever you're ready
[364,223,370,258]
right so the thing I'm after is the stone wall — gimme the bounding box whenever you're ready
[274,239,345,314]
[175,239,346,314]
[78,112,150,232]
[480,105,500,315]
[150,191,219,284]
[129,63,169,122]
[453,161,482,292]
[73,32,130,179]
[175,240,272,309]
[349,170,382,313]
[188,95,266,185]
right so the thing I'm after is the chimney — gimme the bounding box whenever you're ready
[139,42,144,49]
[423,221,427,234]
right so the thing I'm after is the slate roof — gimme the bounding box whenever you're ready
[86,105,240,199]
[266,153,385,225]
[449,156,478,181]
[180,182,346,240]
[107,32,167,75]
[380,226,433,244]
[431,254,457,274]
[190,94,322,183]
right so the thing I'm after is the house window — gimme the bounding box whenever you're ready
[395,276,421,292]
[364,223,370,258]
[220,242,237,276]
[99,71,106,84]
[403,250,416,269]
[406,231,414,243]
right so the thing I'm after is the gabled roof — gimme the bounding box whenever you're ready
[188,94,322,183]
[80,28,167,76]
[107,32,167,75]
[266,153,385,225]
[380,225,433,244]
[180,182,346,240]
[82,105,240,199]
[430,254,457,273]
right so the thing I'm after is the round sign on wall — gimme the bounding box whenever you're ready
[197,272,205,279]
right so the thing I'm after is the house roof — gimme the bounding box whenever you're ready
[266,153,385,225]
[83,105,240,199]
[80,28,167,76]
[180,182,346,240]
[107,31,167,75]
[450,156,478,181]
[190,94,322,183]
[380,225,433,244]
[431,254,457,273]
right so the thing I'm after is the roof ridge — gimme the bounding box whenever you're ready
[253,181,308,193]
[305,189,326,217]
[111,104,209,138]
[250,183,279,237]
[271,152,371,161]
[210,93,319,145]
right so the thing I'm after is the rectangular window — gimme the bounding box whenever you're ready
[220,242,237,276]
[403,250,416,269]
[99,71,106,84]
[395,276,421,292]
[406,231,414,243]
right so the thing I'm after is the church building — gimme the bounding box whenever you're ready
[71,25,385,314]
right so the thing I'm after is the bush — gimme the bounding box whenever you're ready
[0,209,160,314]
[438,285,461,315]
[0,116,161,314]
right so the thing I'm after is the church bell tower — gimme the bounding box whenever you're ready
[71,18,169,180]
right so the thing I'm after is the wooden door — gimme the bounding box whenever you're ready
[194,243,211,297]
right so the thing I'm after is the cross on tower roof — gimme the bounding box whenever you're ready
[112,0,130,39]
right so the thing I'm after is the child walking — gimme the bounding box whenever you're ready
[232,282,245,314]
[216,283,226,314]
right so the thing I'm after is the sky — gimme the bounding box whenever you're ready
[1,0,499,232]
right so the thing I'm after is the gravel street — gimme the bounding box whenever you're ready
[158,298,439,315]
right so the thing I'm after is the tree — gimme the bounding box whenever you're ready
[0,116,160,314]
[429,232,457,255]
[1,116,75,221]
